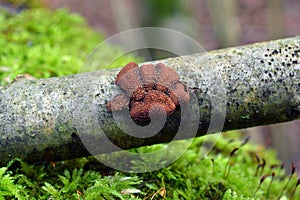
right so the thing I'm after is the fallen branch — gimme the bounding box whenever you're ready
[0,37,299,165]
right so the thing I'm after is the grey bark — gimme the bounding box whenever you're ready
[0,37,299,165]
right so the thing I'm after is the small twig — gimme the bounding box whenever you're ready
[253,174,269,198]
[266,172,275,199]
[290,178,300,200]
[223,148,239,180]
[278,162,296,199]
[211,158,215,177]
[240,136,250,147]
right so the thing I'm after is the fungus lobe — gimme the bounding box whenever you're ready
[107,62,190,122]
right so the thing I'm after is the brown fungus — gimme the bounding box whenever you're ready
[130,92,175,121]
[169,81,190,104]
[130,102,151,121]
[140,64,156,85]
[131,87,146,101]
[115,62,141,94]
[106,94,130,112]
[107,62,190,122]
[155,63,180,87]
[115,62,138,84]
[143,91,176,116]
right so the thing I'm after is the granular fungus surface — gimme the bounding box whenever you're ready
[107,62,190,122]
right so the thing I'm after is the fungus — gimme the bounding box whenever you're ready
[140,64,156,85]
[106,94,130,112]
[155,63,180,87]
[115,62,141,94]
[107,62,190,122]
[169,81,190,104]
[143,91,176,115]
[115,62,138,84]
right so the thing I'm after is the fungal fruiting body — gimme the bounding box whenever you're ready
[107,62,190,122]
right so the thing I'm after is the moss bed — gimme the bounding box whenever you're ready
[1,132,299,199]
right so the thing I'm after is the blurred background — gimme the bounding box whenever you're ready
[1,0,300,171]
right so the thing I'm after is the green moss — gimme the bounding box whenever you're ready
[3,0,42,8]
[0,133,298,199]
[0,8,139,85]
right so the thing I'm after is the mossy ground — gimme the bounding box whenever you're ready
[1,133,299,199]
[0,5,299,200]
[0,6,137,85]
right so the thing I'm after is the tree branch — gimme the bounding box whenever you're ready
[0,37,299,165]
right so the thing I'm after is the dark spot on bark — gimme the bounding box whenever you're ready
[71,132,77,139]
[272,50,278,55]
[268,73,272,78]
